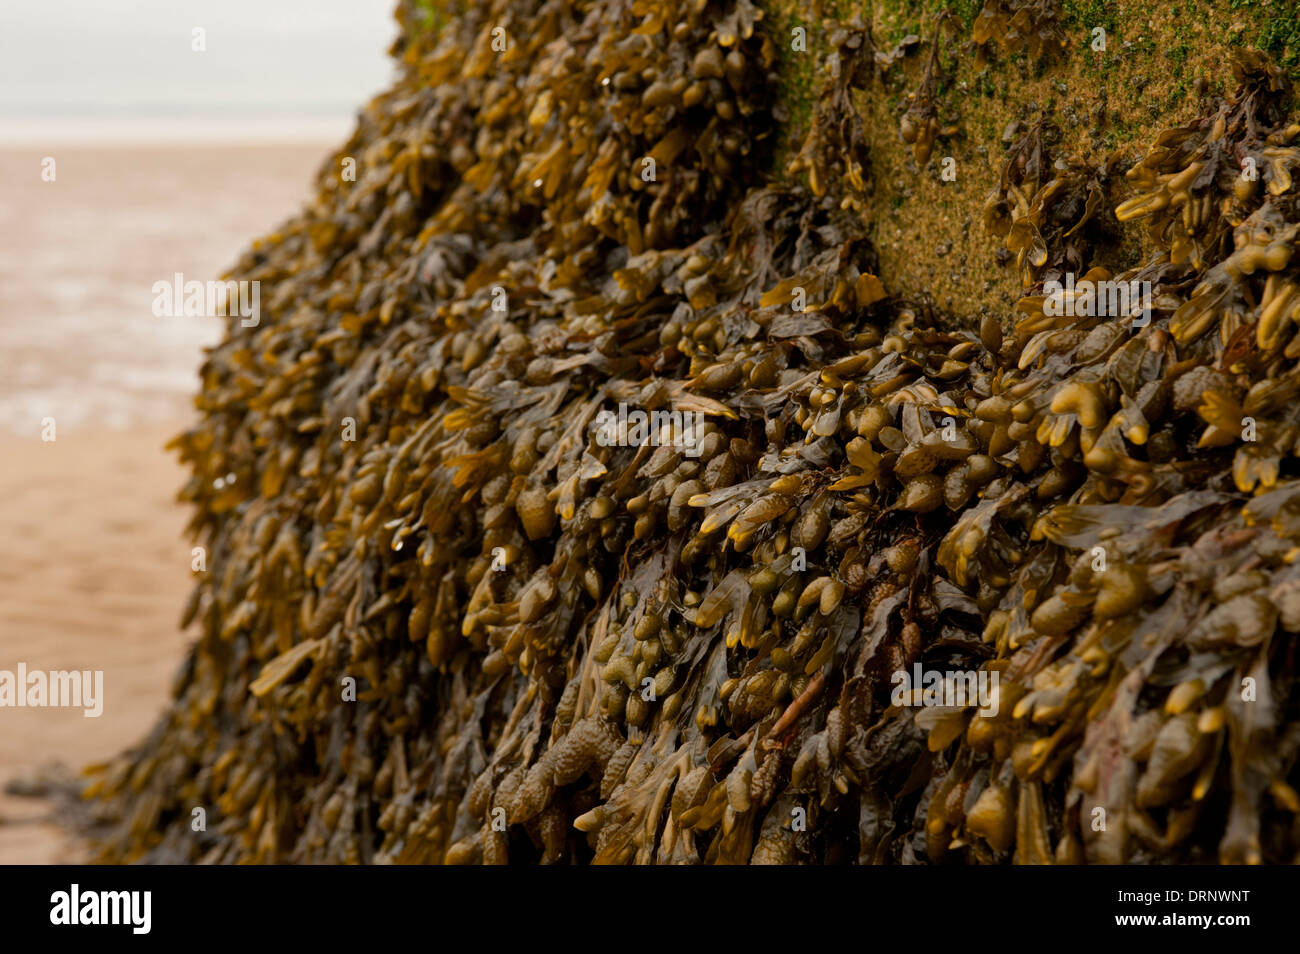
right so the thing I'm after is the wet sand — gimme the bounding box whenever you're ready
[0,143,331,862]
[0,144,333,436]
[0,425,193,863]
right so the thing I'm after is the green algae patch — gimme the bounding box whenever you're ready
[766,0,1300,327]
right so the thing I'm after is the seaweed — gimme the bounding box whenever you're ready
[83,1,1300,865]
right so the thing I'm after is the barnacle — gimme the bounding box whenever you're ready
[81,2,1300,867]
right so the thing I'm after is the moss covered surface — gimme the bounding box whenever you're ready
[763,0,1299,326]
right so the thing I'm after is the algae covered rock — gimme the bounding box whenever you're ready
[86,0,1300,865]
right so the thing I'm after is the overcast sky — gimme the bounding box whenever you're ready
[0,0,399,117]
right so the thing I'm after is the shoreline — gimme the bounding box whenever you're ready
[0,115,359,149]
[0,142,331,440]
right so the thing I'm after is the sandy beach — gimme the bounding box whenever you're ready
[0,144,331,437]
[0,424,193,863]
[0,143,330,863]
